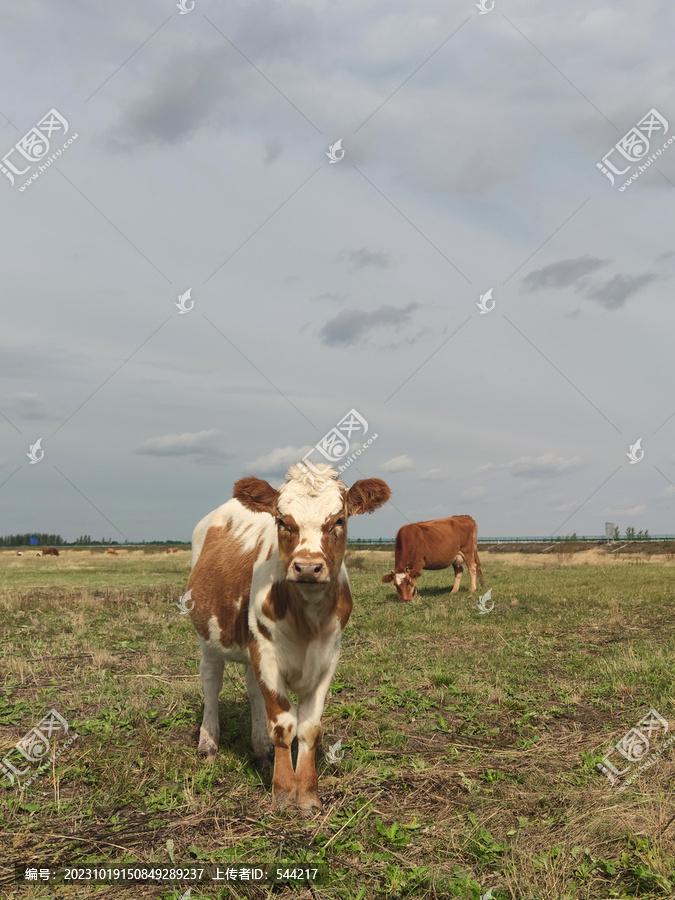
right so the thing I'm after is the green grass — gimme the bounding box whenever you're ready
[1,548,675,898]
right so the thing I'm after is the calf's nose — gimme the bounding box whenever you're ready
[292,558,325,580]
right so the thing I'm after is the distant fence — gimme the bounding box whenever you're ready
[350,535,675,544]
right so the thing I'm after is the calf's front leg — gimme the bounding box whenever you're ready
[249,640,297,807]
[295,645,341,814]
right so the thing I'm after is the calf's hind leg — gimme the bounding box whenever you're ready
[197,638,224,761]
[245,664,274,763]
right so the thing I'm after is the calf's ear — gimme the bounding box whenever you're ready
[381,571,395,583]
[345,478,391,516]
[233,477,280,515]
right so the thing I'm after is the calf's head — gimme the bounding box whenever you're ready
[234,464,391,586]
[382,567,421,602]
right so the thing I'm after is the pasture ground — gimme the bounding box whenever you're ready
[1,547,675,899]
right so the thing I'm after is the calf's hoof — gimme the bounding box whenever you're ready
[197,732,218,762]
[252,739,275,763]
[271,788,297,810]
[297,791,322,815]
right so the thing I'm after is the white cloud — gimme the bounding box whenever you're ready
[461,486,487,500]
[245,445,313,474]
[419,468,444,481]
[602,504,647,517]
[380,454,415,472]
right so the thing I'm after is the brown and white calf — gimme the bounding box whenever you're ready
[187,463,390,813]
[382,515,484,602]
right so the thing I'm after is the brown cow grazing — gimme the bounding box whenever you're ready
[382,515,484,602]
[166,547,180,554]
[41,547,60,557]
[188,463,391,813]
[106,548,118,555]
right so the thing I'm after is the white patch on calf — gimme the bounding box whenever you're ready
[269,709,297,744]
[394,572,406,586]
[190,498,275,567]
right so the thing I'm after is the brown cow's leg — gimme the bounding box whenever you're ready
[450,563,463,593]
[468,559,478,592]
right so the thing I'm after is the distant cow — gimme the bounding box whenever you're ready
[166,547,179,554]
[382,515,484,601]
[16,551,23,556]
[188,463,391,813]
[41,547,60,557]
[106,548,118,555]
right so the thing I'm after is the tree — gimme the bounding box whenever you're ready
[626,526,635,540]
[613,526,620,541]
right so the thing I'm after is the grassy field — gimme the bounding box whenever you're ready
[1,547,675,899]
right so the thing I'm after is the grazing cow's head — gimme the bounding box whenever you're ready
[382,567,421,602]
[233,464,391,587]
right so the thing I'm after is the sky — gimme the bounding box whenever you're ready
[1,0,675,542]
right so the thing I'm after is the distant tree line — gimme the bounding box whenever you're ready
[0,533,66,547]
[0,534,122,546]
[0,534,188,546]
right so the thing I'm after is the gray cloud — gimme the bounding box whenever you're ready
[2,392,57,421]
[313,292,348,303]
[481,454,582,479]
[264,138,283,164]
[104,48,238,151]
[522,256,611,292]
[135,430,229,461]
[318,303,420,346]
[339,248,391,270]
[585,273,659,310]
